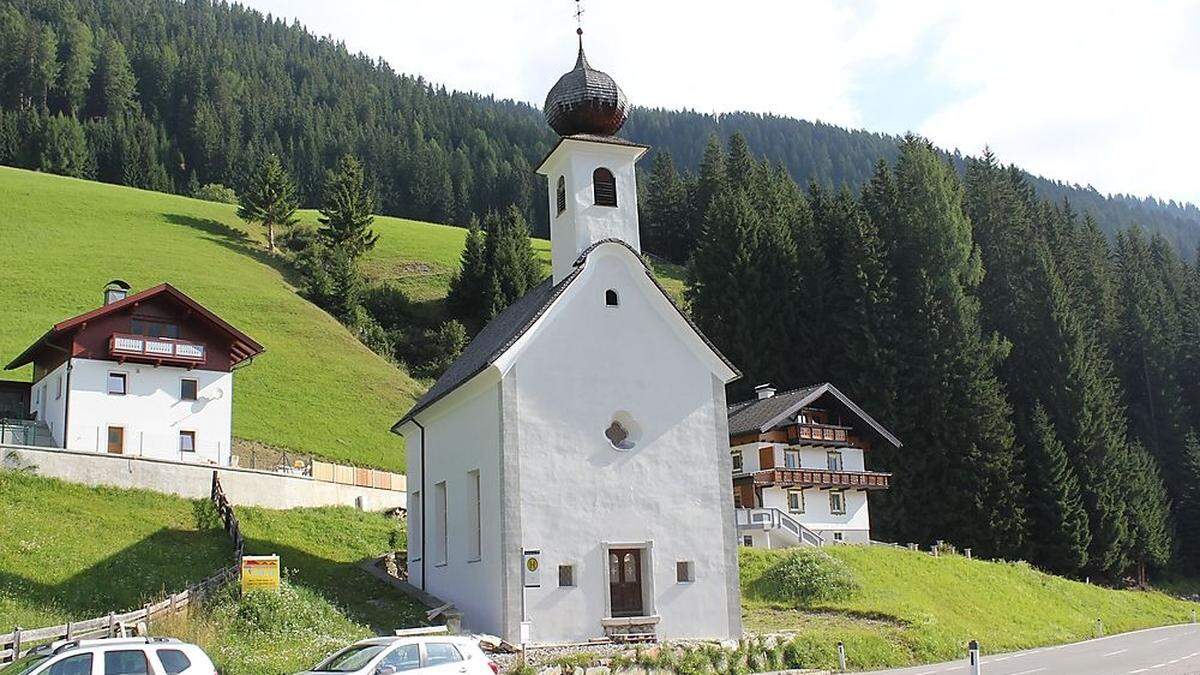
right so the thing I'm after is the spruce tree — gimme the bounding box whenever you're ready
[318,154,378,260]
[692,134,725,230]
[237,153,298,254]
[883,135,1025,557]
[1176,433,1200,569]
[642,151,689,262]
[725,132,755,192]
[1025,404,1091,575]
[1123,442,1174,585]
[92,33,135,117]
[447,216,488,326]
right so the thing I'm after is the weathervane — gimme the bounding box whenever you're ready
[574,0,585,38]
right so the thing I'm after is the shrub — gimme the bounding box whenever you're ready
[759,548,858,607]
[193,182,239,204]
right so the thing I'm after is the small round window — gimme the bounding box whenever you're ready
[605,412,641,451]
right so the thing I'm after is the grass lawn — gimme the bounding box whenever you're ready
[0,471,423,638]
[741,546,1200,671]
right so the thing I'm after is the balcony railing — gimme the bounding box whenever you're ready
[789,423,852,445]
[753,467,891,490]
[110,333,206,366]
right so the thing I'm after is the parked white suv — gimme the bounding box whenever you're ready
[5,638,217,675]
[296,636,499,675]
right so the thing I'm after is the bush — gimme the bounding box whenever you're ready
[759,549,858,607]
[193,182,239,204]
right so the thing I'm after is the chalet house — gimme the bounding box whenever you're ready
[393,38,743,645]
[729,383,900,547]
[4,281,264,464]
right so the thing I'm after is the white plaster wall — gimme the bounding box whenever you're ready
[510,249,737,642]
[761,485,871,534]
[542,142,643,282]
[65,358,232,464]
[31,361,69,446]
[1,444,405,510]
[405,380,505,636]
[799,446,865,471]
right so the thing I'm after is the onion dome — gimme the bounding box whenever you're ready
[544,31,629,137]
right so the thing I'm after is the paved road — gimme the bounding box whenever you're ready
[860,623,1200,675]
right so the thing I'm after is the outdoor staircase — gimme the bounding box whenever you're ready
[0,419,55,447]
[735,507,824,547]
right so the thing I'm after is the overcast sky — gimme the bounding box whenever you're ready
[239,0,1200,205]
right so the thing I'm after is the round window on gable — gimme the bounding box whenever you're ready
[605,412,641,451]
[605,289,619,307]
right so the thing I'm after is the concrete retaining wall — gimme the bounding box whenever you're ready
[1,443,405,511]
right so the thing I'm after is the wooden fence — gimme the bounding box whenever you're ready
[311,460,405,492]
[0,472,245,665]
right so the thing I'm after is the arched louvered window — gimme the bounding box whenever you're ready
[593,168,617,207]
[556,176,566,215]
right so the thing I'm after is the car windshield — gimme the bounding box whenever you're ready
[313,645,387,673]
[5,653,50,675]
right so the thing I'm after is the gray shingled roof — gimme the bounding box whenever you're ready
[726,383,902,448]
[393,240,738,430]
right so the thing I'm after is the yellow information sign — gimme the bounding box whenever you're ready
[240,554,281,593]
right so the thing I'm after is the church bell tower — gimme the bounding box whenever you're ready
[536,27,648,283]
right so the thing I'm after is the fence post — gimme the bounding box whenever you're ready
[12,627,21,662]
[964,548,972,560]
[65,620,73,640]
[143,603,151,631]
[968,640,981,675]
[1095,618,1104,638]
[836,641,847,672]
[1191,608,1196,624]
[108,612,115,638]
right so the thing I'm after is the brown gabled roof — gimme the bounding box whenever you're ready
[5,283,265,370]
[727,383,902,448]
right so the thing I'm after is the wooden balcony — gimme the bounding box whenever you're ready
[109,333,206,367]
[752,467,891,491]
[788,423,853,446]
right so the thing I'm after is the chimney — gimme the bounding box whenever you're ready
[755,383,777,400]
[103,279,131,305]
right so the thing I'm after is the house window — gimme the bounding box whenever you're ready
[179,431,195,453]
[180,379,198,401]
[742,536,753,547]
[733,490,743,508]
[434,481,448,565]
[784,449,801,469]
[833,532,844,542]
[830,490,846,515]
[605,289,619,306]
[827,451,844,471]
[593,167,617,207]
[467,470,481,562]
[131,319,179,338]
[559,564,575,587]
[409,491,422,561]
[107,372,127,396]
[55,376,62,400]
[556,176,566,215]
[676,561,695,583]
[106,426,124,454]
[731,451,743,473]
[787,488,805,514]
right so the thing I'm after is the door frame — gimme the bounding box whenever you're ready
[601,540,655,619]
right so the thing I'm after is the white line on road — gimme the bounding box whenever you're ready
[1010,668,1047,675]
[1105,649,1130,656]
[1152,637,1170,644]
[1128,669,1150,674]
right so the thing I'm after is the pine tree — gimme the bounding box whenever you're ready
[92,34,135,117]
[725,132,755,192]
[1176,433,1200,569]
[318,154,378,260]
[1123,442,1174,585]
[691,134,725,232]
[447,216,488,326]
[237,153,298,254]
[1025,404,1091,575]
[58,20,94,116]
[883,135,1025,557]
[642,151,689,262]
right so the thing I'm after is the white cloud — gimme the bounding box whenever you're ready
[239,0,1200,204]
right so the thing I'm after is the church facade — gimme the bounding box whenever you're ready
[393,36,742,644]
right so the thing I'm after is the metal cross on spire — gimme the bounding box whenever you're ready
[574,0,585,38]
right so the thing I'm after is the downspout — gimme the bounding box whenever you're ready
[61,358,73,449]
[412,418,428,591]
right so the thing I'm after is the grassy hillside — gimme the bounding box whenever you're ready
[0,167,686,470]
[741,546,1200,671]
[0,470,423,634]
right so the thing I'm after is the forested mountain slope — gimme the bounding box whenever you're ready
[0,0,1196,254]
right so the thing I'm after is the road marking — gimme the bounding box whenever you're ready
[1128,669,1150,674]
[1151,664,1167,669]
[1105,649,1130,656]
[1153,637,1170,644]
[1010,668,1047,675]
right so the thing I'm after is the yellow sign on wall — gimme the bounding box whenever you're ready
[241,555,281,593]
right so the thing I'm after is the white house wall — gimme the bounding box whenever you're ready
[64,358,232,464]
[405,379,505,636]
[509,249,739,643]
[760,485,871,535]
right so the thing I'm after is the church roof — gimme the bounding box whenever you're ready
[544,36,629,137]
[393,240,738,429]
[726,383,902,448]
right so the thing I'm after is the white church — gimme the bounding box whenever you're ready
[393,33,743,644]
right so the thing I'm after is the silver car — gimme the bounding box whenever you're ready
[4,637,218,675]
[296,636,499,675]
